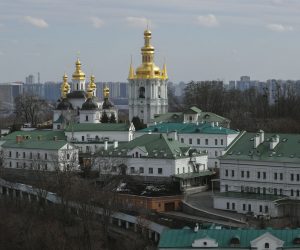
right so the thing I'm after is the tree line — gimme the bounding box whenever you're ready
[169,81,300,133]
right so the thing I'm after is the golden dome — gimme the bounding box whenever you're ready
[61,73,70,98]
[103,85,110,98]
[89,74,96,90]
[72,58,85,80]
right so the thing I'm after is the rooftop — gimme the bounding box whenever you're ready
[138,122,238,135]
[159,228,300,248]
[97,134,205,159]
[221,132,300,164]
[2,130,66,141]
[2,140,69,150]
[65,123,131,132]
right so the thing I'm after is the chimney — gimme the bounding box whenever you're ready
[270,135,280,150]
[16,135,23,144]
[254,133,260,148]
[259,130,264,144]
[113,141,118,148]
[104,140,108,150]
[211,122,215,127]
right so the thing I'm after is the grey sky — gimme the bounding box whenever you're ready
[0,0,300,83]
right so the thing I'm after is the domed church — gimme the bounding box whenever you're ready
[53,59,118,130]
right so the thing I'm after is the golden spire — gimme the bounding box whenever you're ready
[61,73,70,98]
[128,56,135,80]
[72,58,86,80]
[103,84,110,99]
[135,29,162,79]
[162,62,168,80]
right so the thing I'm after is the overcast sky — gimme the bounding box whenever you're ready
[0,0,300,83]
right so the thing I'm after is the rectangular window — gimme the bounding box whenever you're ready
[225,185,228,192]
[189,138,192,145]
[247,171,250,178]
[263,172,266,179]
[243,204,246,211]
[205,139,208,145]
[274,188,277,195]
[82,136,85,142]
[16,152,18,158]
[232,203,235,210]
[231,170,234,177]
[158,168,163,174]
[297,190,300,197]
[259,205,263,213]
[45,153,47,160]
[67,154,70,160]
[139,167,144,174]
[248,204,251,212]
[23,152,25,158]
[297,174,300,181]
[265,206,268,213]
[226,202,230,209]
[130,167,135,174]
[280,173,283,180]
[9,162,12,167]
[181,138,184,143]
[225,169,228,177]
[274,172,277,180]
[257,172,260,179]
[291,174,294,181]
[44,164,47,170]
[9,151,11,157]
[197,138,200,145]
[241,171,244,178]
[280,189,283,195]
[30,152,32,159]
[220,139,224,145]
[215,151,218,157]
[149,168,153,174]
[37,153,40,159]
[85,115,88,121]
[291,190,294,196]
[215,139,218,146]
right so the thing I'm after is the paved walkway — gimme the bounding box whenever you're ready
[185,191,248,223]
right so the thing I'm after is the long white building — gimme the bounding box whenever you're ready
[214,130,300,218]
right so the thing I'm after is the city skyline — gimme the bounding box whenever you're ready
[1,0,300,83]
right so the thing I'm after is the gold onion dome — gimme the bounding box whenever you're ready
[103,85,110,98]
[89,74,96,90]
[72,58,85,80]
[129,29,167,80]
[61,73,70,98]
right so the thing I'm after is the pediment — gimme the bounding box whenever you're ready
[192,236,218,248]
[250,232,284,249]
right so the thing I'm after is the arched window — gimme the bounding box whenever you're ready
[230,236,240,246]
[139,87,145,98]
[135,152,139,158]
[265,242,269,248]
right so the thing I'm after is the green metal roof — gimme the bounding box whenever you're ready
[2,130,66,141]
[65,123,130,132]
[174,170,214,180]
[159,228,300,248]
[2,140,68,150]
[97,134,205,159]
[138,122,238,135]
[152,106,230,124]
[221,132,300,164]
[214,191,287,201]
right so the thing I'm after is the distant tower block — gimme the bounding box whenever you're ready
[128,29,168,124]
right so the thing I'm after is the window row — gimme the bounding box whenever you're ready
[226,202,269,214]
[130,167,163,175]
[9,161,48,170]
[8,151,48,160]
[180,138,224,146]
[225,169,300,182]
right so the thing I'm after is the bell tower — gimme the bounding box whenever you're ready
[128,29,168,124]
